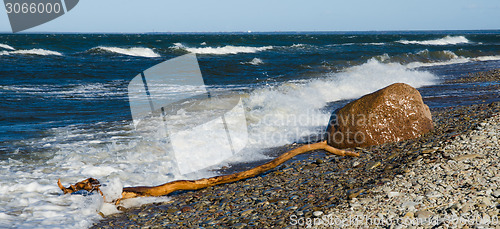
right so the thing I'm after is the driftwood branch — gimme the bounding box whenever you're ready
[57,140,358,204]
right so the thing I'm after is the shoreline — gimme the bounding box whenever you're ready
[92,72,500,228]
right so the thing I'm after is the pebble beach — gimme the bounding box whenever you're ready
[92,70,500,228]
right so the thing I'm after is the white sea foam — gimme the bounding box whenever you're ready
[398,35,470,45]
[1,82,126,100]
[3,48,63,56]
[93,46,160,58]
[172,43,273,55]
[0,122,178,228]
[362,42,386,46]
[0,59,439,228]
[0,43,15,50]
[291,43,306,48]
[241,57,264,65]
[473,55,500,62]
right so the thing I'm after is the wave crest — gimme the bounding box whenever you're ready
[372,49,500,68]
[241,58,264,65]
[0,43,15,50]
[398,35,470,45]
[172,43,273,55]
[90,46,160,58]
[3,48,63,56]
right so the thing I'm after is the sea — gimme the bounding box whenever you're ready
[1,31,500,228]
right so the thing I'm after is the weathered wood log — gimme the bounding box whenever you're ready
[57,140,358,204]
[57,177,103,196]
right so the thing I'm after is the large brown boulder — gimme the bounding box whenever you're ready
[327,83,433,148]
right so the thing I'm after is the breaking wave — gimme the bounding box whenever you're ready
[172,43,273,55]
[373,49,500,68]
[0,48,63,56]
[0,43,15,50]
[397,35,470,45]
[241,58,264,65]
[89,46,160,58]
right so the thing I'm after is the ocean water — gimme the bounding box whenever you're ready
[1,31,500,228]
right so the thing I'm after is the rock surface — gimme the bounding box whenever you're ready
[327,83,433,148]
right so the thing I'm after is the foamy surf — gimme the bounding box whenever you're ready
[0,43,15,50]
[1,48,63,56]
[397,35,470,45]
[172,43,273,55]
[90,46,160,58]
[1,82,125,100]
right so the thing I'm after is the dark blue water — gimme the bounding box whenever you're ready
[1,32,500,155]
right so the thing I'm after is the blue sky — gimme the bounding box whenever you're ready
[1,0,499,33]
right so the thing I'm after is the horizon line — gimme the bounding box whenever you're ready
[1,29,500,35]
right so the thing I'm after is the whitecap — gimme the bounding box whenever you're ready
[172,43,273,55]
[241,58,264,65]
[10,48,62,56]
[398,35,470,45]
[0,43,15,50]
[92,46,160,58]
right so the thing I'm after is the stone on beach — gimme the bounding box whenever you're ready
[327,83,434,148]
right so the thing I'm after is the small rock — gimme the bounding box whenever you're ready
[313,211,323,217]
[461,203,473,212]
[403,212,414,218]
[415,210,433,218]
[482,197,493,207]
[426,191,443,198]
[492,190,500,198]
[421,149,436,155]
[471,135,486,141]
[240,209,253,217]
[366,161,381,170]
[388,192,401,198]
[348,189,364,199]
[452,154,482,161]
[181,206,192,213]
[401,201,419,211]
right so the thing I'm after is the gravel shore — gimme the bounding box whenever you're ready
[320,112,499,228]
[92,71,500,228]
